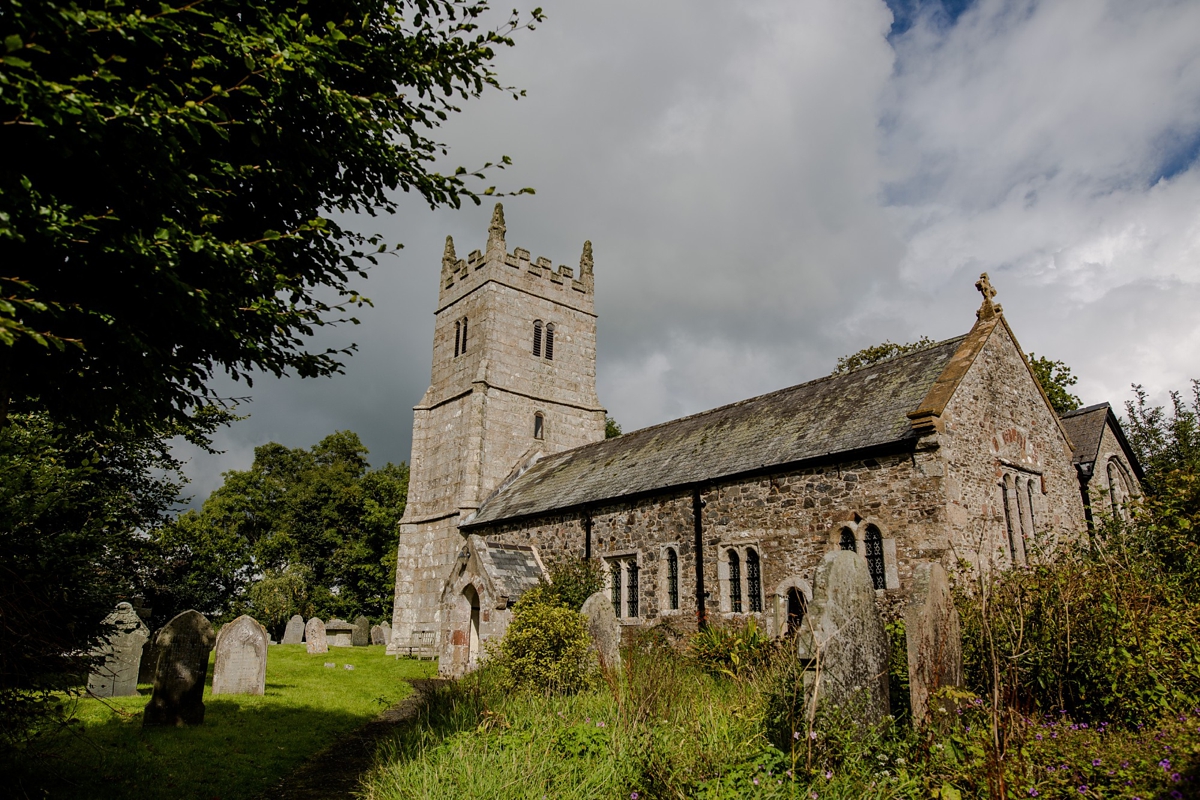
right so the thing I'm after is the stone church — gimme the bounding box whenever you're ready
[387,205,1142,676]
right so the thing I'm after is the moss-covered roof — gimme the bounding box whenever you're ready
[1059,402,1145,479]
[466,335,966,527]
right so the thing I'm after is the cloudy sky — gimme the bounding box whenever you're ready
[179,0,1200,501]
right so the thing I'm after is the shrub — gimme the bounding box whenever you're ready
[539,558,606,612]
[689,618,774,678]
[491,588,597,694]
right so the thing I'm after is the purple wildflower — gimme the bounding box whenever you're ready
[1092,759,1101,767]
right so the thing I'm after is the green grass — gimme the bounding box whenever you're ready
[12,645,436,800]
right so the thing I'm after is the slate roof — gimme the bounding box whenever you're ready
[1059,402,1145,479]
[467,336,967,527]
[475,540,546,598]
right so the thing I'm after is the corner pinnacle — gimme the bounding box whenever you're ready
[579,240,594,283]
[442,235,456,272]
[486,202,506,258]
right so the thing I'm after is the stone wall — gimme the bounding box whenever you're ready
[936,321,1085,571]
[486,449,950,633]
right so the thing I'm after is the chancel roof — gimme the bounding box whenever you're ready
[466,335,967,527]
[1059,402,1144,479]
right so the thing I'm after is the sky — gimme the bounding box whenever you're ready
[176,0,1200,503]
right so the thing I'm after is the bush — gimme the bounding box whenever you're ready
[539,558,606,612]
[689,618,775,678]
[491,587,597,694]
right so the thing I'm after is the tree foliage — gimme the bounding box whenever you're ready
[149,431,408,631]
[1027,353,1082,414]
[604,416,622,439]
[0,0,541,436]
[538,558,606,612]
[833,337,935,374]
[0,409,195,747]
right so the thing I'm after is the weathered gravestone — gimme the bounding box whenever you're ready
[904,562,963,724]
[380,622,392,647]
[796,550,890,726]
[143,610,216,727]
[581,591,622,671]
[326,619,354,647]
[211,615,268,696]
[305,618,328,654]
[282,614,305,645]
[370,625,386,645]
[88,602,150,698]
[352,616,371,647]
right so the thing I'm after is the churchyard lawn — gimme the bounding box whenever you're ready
[16,645,436,800]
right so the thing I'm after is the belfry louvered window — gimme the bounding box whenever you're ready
[544,323,555,360]
[746,548,762,613]
[666,548,679,611]
[864,525,886,590]
[533,320,543,356]
[459,316,468,353]
[839,528,856,552]
[728,550,742,613]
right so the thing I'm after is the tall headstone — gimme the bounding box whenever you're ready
[581,591,622,671]
[87,602,150,698]
[351,616,370,647]
[143,610,216,727]
[380,621,392,647]
[282,614,305,645]
[305,618,328,654]
[325,618,354,647]
[904,562,963,724]
[211,615,268,696]
[796,550,890,726]
[370,625,386,645]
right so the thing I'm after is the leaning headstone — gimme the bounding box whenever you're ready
[88,602,150,698]
[904,562,963,724]
[370,625,386,645]
[796,550,890,726]
[581,591,622,671]
[325,618,355,647]
[352,616,371,647]
[211,614,268,696]
[143,610,216,727]
[282,614,305,645]
[305,618,328,654]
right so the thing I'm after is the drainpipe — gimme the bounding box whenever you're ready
[583,510,592,560]
[692,488,707,630]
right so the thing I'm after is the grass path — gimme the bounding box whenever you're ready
[13,645,437,800]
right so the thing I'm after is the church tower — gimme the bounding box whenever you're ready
[388,205,606,650]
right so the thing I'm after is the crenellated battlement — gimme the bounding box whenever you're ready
[438,203,595,315]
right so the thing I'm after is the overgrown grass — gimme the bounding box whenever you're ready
[7,645,435,800]
[360,641,1200,800]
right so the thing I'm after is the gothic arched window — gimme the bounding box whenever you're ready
[864,525,886,590]
[728,550,742,613]
[533,412,544,440]
[544,323,555,360]
[460,316,468,353]
[454,320,461,357]
[1025,478,1038,542]
[786,587,807,635]
[1001,474,1019,563]
[626,561,639,618]
[839,528,856,552]
[666,548,679,611]
[533,320,543,357]
[746,548,762,613]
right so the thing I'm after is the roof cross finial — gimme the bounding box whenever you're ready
[975,272,1002,319]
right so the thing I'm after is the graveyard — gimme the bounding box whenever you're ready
[14,644,434,800]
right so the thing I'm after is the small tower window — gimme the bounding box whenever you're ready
[786,588,807,635]
[532,320,543,357]
[533,412,544,440]
[864,525,886,590]
[544,323,555,360]
[839,528,856,552]
[460,316,468,353]
[746,548,762,612]
[454,320,461,357]
[666,547,679,611]
[728,550,742,613]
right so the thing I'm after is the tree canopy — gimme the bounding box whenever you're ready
[833,337,935,374]
[0,0,540,437]
[1027,353,1082,415]
[149,431,408,633]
